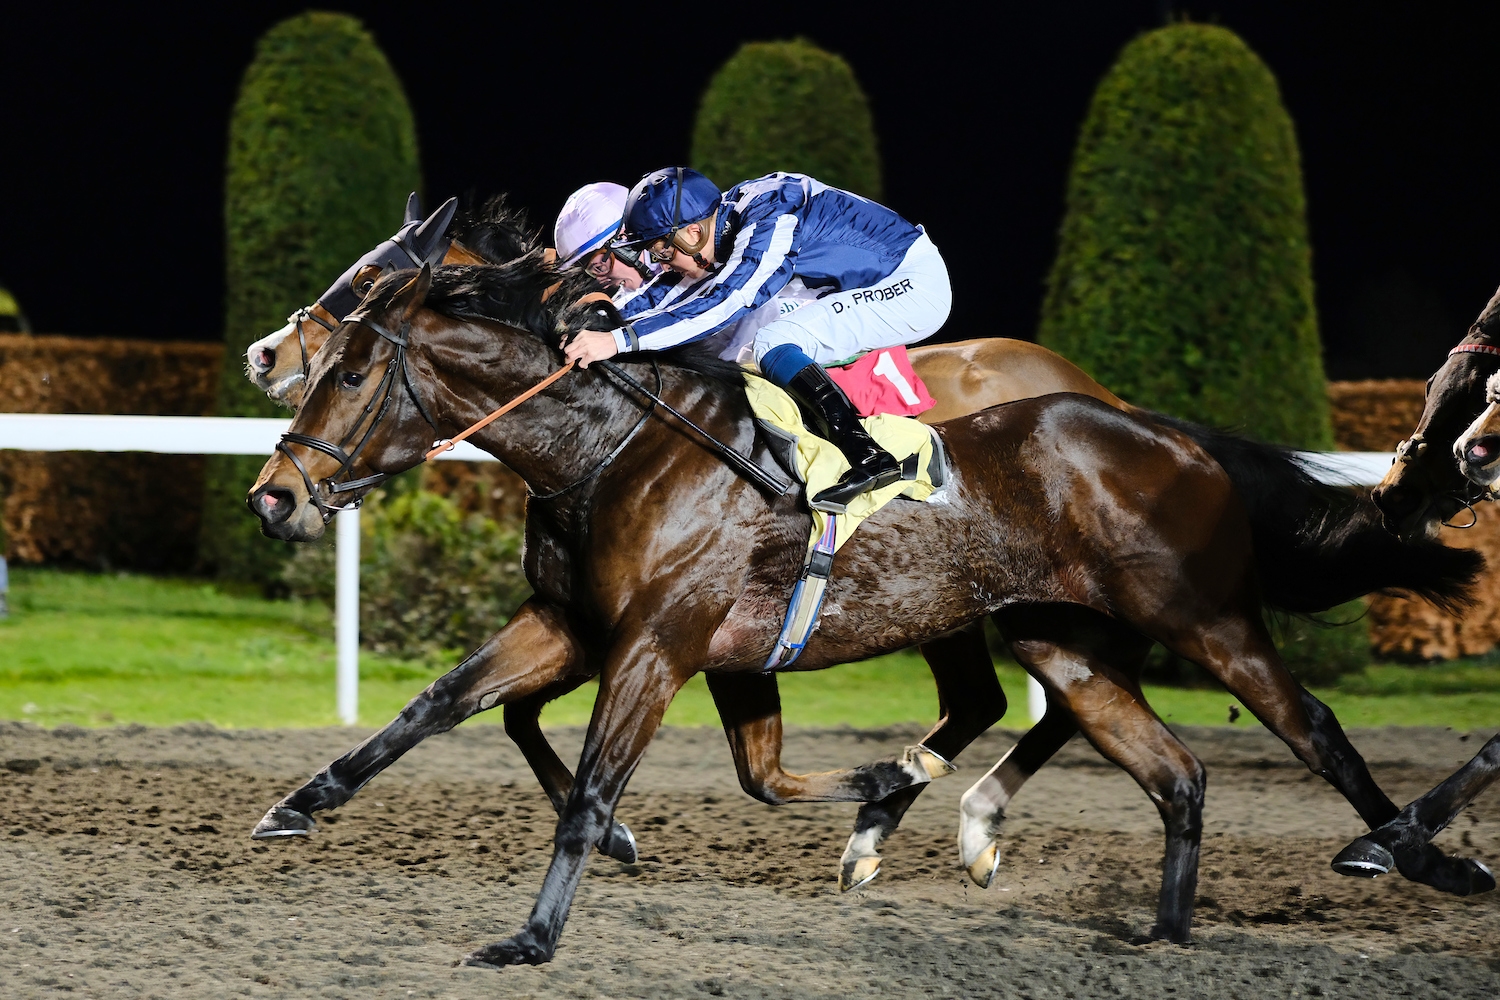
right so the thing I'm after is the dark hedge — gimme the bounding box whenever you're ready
[691,38,881,198]
[1038,23,1332,449]
[200,12,421,584]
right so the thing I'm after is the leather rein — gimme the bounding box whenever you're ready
[280,302,793,520]
[277,315,667,521]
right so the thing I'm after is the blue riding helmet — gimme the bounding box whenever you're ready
[314,193,457,323]
[616,167,722,248]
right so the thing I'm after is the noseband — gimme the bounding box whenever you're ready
[276,312,438,524]
[287,306,337,389]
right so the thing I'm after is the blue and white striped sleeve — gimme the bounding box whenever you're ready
[613,272,681,318]
[622,214,800,351]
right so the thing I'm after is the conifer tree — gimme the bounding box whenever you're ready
[1039,23,1331,449]
[692,38,881,197]
[201,12,421,583]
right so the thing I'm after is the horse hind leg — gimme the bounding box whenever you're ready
[988,628,1205,943]
[1163,612,1494,895]
[706,672,955,809]
[837,623,1007,891]
[1333,733,1499,894]
[957,705,1077,888]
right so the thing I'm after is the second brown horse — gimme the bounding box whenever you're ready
[245,263,1491,967]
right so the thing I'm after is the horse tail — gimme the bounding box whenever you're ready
[1139,409,1484,614]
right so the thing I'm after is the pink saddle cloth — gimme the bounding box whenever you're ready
[826,345,936,418]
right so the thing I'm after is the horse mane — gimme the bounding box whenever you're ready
[450,193,541,264]
[360,261,746,389]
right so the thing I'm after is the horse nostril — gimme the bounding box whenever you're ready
[1372,483,1416,519]
[1464,435,1500,467]
[250,486,296,525]
[252,348,275,373]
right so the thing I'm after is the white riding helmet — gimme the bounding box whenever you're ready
[554,182,628,267]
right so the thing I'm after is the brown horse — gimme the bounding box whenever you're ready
[241,201,1481,896]
[245,262,1489,966]
[243,195,1116,888]
[1371,282,1500,540]
[1325,370,1500,885]
[244,199,1025,886]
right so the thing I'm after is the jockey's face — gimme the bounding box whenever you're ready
[652,222,714,281]
[585,249,645,291]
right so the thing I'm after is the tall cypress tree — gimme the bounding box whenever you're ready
[200,12,421,584]
[1038,23,1331,449]
[692,38,882,198]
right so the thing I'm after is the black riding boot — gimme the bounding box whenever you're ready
[785,363,902,511]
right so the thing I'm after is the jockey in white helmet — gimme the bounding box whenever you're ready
[553,182,656,292]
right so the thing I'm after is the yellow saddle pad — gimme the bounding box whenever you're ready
[743,374,941,553]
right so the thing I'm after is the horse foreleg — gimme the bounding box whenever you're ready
[503,688,640,863]
[250,599,589,840]
[1171,613,1493,895]
[1332,733,1499,893]
[707,672,953,805]
[463,634,689,969]
[837,624,1008,890]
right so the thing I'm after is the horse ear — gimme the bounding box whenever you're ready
[413,197,458,255]
[404,192,423,225]
[393,262,433,323]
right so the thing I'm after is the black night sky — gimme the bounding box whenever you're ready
[5,1,1500,380]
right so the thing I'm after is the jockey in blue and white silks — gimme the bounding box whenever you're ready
[563,167,952,510]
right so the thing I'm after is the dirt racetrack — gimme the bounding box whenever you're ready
[2,721,1497,999]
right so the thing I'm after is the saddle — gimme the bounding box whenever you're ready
[745,374,949,668]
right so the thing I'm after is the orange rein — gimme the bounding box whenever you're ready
[424,361,577,462]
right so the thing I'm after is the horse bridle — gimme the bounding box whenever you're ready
[287,306,337,389]
[1391,335,1500,527]
[276,311,692,520]
[276,311,439,524]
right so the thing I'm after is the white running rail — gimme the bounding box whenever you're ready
[0,413,1395,727]
[0,413,499,725]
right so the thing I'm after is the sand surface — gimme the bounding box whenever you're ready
[2,721,1497,998]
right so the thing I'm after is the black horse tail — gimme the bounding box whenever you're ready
[1142,410,1483,615]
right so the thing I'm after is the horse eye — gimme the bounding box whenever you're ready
[339,371,364,389]
[351,264,383,297]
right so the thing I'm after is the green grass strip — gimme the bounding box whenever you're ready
[2,569,1497,731]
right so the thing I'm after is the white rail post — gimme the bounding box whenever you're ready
[335,506,361,725]
[1028,676,1046,725]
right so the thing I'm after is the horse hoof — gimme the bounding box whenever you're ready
[965,842,1001,889]
[839,855,881,892]
[902,744,958,782]
[598,821,638,864]
[1405,852,1499,896]
[1471,858,1497,894]
[1330,837,1393,878]
[1143,924,1192,945]
[251,805,316,840]
[461,935,550,968]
